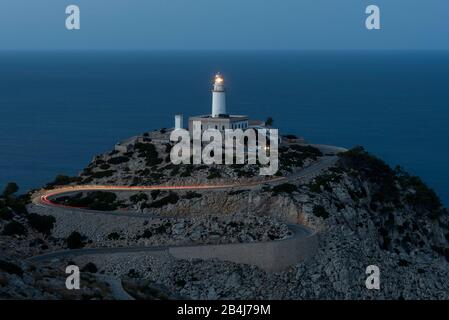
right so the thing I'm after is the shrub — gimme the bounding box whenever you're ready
[309,173,340,193]
[107,232,120,240]
[91,170,115,179]
[27,213,56,236]
[54,191,120,211]
[140,229,153,238]
[170,166,180,177]
[397,169,445,218]
[338,146,399,205]
[88,191,120,211]
[272,183,297,194]
[0,260,23,277]
[228,190,245,196]
[127,269,141,278]
[2,182,19,197]
[279,145,323,170]
[135,142,162,166]
[66,231,86,249]
[45,175,81,188]
[150,190,161,200]
[81,262,98,273]
[148,192,179,208]
[2,221,27,236]
[107,156,130,165]
[313,205,329,219]
[207,168,221,179]
[0,207,14,220]
[183,192,202,199]
[5,197,28,215]
[130,193,149,204]
[99,164,110,170]
[398,259,409,267]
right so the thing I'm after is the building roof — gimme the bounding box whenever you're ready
[189,114,248,122]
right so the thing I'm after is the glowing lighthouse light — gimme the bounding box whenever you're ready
[211,73,227,117]
[215,74,224,84]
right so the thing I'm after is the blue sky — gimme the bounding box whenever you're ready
[0,0,447,50]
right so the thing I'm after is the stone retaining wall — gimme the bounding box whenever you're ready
[169,225,317,272]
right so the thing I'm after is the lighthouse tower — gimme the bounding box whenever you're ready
[211,73,227,117]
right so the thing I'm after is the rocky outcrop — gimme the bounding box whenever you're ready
[3,133,449,299]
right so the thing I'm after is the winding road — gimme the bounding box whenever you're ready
[25,147,343,299]
[28,147,343,266]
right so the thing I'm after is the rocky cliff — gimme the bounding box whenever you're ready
[1,130,449,299]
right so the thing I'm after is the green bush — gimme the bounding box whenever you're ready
[309,173,341,193]
[2,221,27,236]
[2,182,19,197]
[107,232,120,240]
[45,175,81,188]
[396,169,445,218]
[140,229,153,238]
[206,168,221,179]
[27,213,56,236]
[99,164,110,170]
[0,207,14,220]
[91,170,115,179]
[313,205,329,219]
[228,190,245,196]
[338,146,399,205]
[0,260,23,277]
[130,193,149,204]
[66,231,86,249]
[148,192,179,208]
[5,197,28,215]
[135,142,162,166]
[150,190,161,200]
[107,156,130,165]
[183,192,202,199]
[81,262,98,273]
[272,183,297,194]
[54,191,121,211]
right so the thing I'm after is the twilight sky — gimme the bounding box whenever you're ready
[0,0,447,50]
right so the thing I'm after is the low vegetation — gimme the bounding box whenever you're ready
[26,213,56,236]
[135,142,163,167]
[45,175,82,189]
[53,191,123,211]
[279,144,322,171]
[144,192,179,208]
[66,231,86,249]
[272,183,298,194]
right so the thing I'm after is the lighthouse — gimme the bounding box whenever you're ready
[188,73,251,134]
[211,73,227,117]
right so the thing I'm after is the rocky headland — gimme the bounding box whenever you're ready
[1,129,449,299]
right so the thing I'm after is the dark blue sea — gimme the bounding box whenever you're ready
[0,51,448,206]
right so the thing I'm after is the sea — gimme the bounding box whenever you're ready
[0,51,448,206]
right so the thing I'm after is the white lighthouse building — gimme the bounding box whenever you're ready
[211,73,227,117]
[188,73,254,134]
